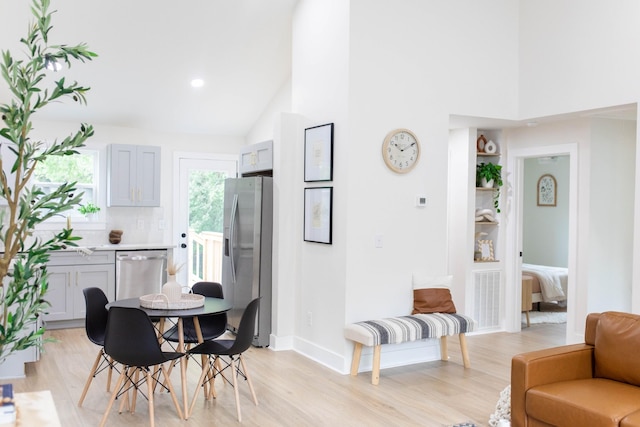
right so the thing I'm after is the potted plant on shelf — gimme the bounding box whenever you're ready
[0,0,96,366]
[476,162,503,212]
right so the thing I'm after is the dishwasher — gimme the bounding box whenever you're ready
[115,250,167,299]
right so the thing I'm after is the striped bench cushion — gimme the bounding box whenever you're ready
[344,313,477,347]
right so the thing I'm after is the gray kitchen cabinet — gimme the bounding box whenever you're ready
[43,251,115,327]
[107,144,161,207]
[239,140,272,175]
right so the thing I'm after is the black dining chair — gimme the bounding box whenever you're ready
[78,287,118,407]
[187,297,260,422]
[99,306,184,427]
[161,281,228,386]
[162,281,227,345]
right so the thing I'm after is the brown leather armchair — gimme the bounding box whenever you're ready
[511,311,640,427]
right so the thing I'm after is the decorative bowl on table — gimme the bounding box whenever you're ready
[139,293,205,310]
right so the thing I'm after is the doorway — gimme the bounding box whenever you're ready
[173,154,237,286]
[505,143,578,340]
[521,155,569,332]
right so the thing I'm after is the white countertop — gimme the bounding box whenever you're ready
[57,243,175,252]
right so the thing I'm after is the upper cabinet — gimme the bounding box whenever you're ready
[107,144,161,207]
[239,140,273,176]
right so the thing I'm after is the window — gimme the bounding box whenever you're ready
[32,149,100,219]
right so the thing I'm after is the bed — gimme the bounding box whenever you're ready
[522,263,568,303]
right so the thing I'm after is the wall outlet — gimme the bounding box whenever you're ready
[158,219,165,230]
[137,219,144,229]
[307,311,313,326]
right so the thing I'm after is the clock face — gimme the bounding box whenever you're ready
[382,128,420,173]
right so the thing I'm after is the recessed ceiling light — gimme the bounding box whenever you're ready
[191,78,204,88]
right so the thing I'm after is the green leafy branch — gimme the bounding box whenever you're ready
[0,0,97,362]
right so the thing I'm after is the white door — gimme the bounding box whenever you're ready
[174,154,237,286]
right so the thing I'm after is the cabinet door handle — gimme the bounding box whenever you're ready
[138,188,141,202]
[68,272,71,287]
[130,188,134,202]
[76,271,80,286]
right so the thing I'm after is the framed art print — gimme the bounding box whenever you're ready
[304,187,333,244]
[304,123,334,182]
[537,174,557,206]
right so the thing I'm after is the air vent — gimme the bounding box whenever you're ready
[473,270,501,330]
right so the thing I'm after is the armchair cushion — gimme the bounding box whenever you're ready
[527,378,640,427]
[595,312,640,386]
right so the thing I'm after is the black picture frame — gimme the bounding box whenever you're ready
[303,187,333,244]
[304,123,334,182]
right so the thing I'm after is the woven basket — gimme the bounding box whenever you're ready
[139,293,205,310]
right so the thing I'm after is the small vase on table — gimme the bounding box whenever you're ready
[162,274,182,303]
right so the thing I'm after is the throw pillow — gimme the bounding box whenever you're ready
[412,288,457,314]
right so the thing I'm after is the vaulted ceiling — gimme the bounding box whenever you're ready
[0,1,298,136]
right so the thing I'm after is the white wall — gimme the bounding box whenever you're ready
[289,0,350,367]
[523,156,570,267]
[519,1,640,118]
[246,79,293,145]
[588,119,636,313]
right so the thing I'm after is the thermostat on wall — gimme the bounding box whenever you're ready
[416,196,427,207]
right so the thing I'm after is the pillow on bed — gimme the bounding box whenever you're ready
[412,288,457,314]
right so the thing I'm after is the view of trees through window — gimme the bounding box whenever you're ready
[188,170,226,233]
[33,150,98,215]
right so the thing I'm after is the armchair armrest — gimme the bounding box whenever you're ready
[511,344,594,427]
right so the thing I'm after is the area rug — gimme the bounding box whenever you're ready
[524,311,566,324]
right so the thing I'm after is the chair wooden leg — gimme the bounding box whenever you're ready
[188,360,212,418]
[371,345,381,385]
[106,355,114,392]
[459,333,471,368]
[231,357,242,422]
[131,368,140,413]
[213,357,223,394]
[239,355,258,406]
[350,342,362,376]
[99,369,127,427]
[440,336,449,361]
[162,365,184,420]
[147,369,155,427]
[119,367,135,414]
[78,349,103,407]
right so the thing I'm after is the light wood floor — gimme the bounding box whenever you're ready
[9,323,566,427]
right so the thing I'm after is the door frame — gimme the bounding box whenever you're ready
[172,151,238,285]
[505,143,578,341]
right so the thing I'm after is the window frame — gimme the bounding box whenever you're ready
[33,144,107,231]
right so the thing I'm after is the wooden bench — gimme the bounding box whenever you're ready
[344,313,477,385]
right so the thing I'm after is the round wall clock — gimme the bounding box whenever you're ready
[381,128,420,173]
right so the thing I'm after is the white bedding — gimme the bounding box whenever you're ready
[522,263,568,302]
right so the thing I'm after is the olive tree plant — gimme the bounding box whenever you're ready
[0,0,96,363]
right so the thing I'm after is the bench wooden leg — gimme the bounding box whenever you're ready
[371,345,381,385]
[350,342,363,376]
[440,336,449,361]
[459,333,471,368]
[524,310,531,327]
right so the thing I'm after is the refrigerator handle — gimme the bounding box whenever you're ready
[229,193,239,283]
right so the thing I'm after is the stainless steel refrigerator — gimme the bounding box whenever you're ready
[222,176,273,347]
